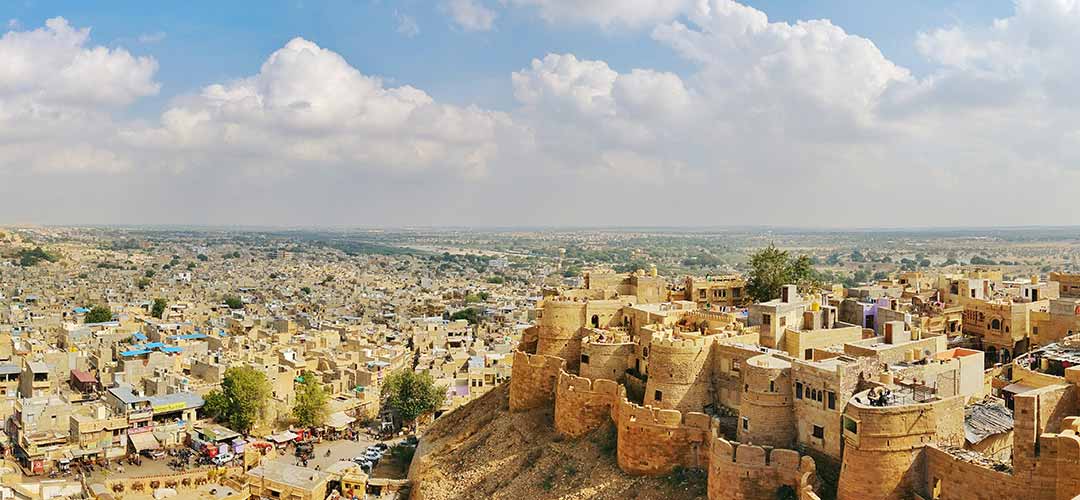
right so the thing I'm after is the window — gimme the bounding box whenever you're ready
[805,349,813,360]
[812,425,824,439]
[745,384,749,393]
[742,417,749,430]
[780,316,787,327]
[770,380,775,392]
[796,382,803,399]
[643,346,649,358]
[731,360,741,373]
[654,390,663,402]
[827,391,836,410]
[843,416,858,434]
[762,314,771,326]
[580,354,590,365]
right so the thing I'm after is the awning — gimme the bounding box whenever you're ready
[129,432,160,452]
[1003,382,1039,395]
[326,411,356,430]
[267,430,298,443]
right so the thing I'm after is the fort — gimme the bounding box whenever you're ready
[507,270,1080,499]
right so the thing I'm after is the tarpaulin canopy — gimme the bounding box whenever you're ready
[129,432,160,452]
[267,430,299,443]
[326,411,356,430]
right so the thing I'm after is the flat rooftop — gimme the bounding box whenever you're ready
[247,461,331,491]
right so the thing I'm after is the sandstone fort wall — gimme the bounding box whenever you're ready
[509,350,565,412]
[554,371,619,438]
[708,437,820,500]
[642,335,714,414]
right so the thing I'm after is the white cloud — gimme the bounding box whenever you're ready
[0,17,159,108]
[0,17,159,176]
[126,37,513,178]
[395,11,420,38]
[504,0,693,28]
[444,0,497,32]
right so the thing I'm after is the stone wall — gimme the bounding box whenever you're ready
[738,354,795,448]
[642,335,714,414]
[921,446,1018,500]
[554,371,619,438]
[836,394,965,500]
[612,390,712,475]
[535,299,587,369]
[708,437,820,500]
[580,339,634,382]
[508,350,565,412]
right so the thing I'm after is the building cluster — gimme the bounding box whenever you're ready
[510,268,1080,500]
[0,231,540,499]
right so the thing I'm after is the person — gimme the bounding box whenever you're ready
[326,449,332,458]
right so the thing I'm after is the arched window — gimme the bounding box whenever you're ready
[591,314,600,328]
[990,318,1001,330]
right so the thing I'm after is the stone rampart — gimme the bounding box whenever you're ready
[613,388,712,475]
[509,350,566,412]
[707,436,820,500]
[922,445,1019,500]
[554,370,619,438]
[536,299,588,369]
[643,334,713,413]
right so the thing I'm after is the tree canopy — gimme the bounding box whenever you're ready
[293,372,329,428]
[84,305,113,324]
[381,370,445,426]
[151,298,167,319]
[203,366,270,435]
[449,307,480,324]
[223,295,243,309]
[18,247,59,267]
[746,244,818,302]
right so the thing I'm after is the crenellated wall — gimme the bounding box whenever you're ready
[554,371,619,438]
[509,350,566,412]
[613,388,713,475]
[708,437,820,500]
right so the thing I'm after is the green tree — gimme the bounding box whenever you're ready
[202,366,270,435]
[381,370,445,429]
[293,372,329,428]
[18,247,59,267]
[136,277,151,290]
[151,298,167,319]
[84,305,113,324]
[197,253,208,261]
[449,308,480,324]
[746,245,819,302]
[300,286,311,294]
[223,295,243,309]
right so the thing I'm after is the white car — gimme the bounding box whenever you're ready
[212,453,235,466]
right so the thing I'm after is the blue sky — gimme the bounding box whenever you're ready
[3,0,1079,227]
[5,0,1014,112]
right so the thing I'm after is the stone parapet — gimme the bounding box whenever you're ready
[554,370,619,438]
[509,350,566,412]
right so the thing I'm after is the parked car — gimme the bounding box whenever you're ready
[372,443,389,452]
[141,449,166,459]
[212,452,236,466]
[363,449,382,462]
[403,436,419,446]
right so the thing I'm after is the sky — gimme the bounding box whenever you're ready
[2,0,1078,228]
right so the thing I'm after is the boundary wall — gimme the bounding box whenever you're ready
[709,438,820,500]
[509,350,565,412]
[554,371,619,438]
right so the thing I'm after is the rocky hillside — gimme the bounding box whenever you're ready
[408,383,707,500]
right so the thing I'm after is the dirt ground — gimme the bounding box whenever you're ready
[409,383,707,500]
